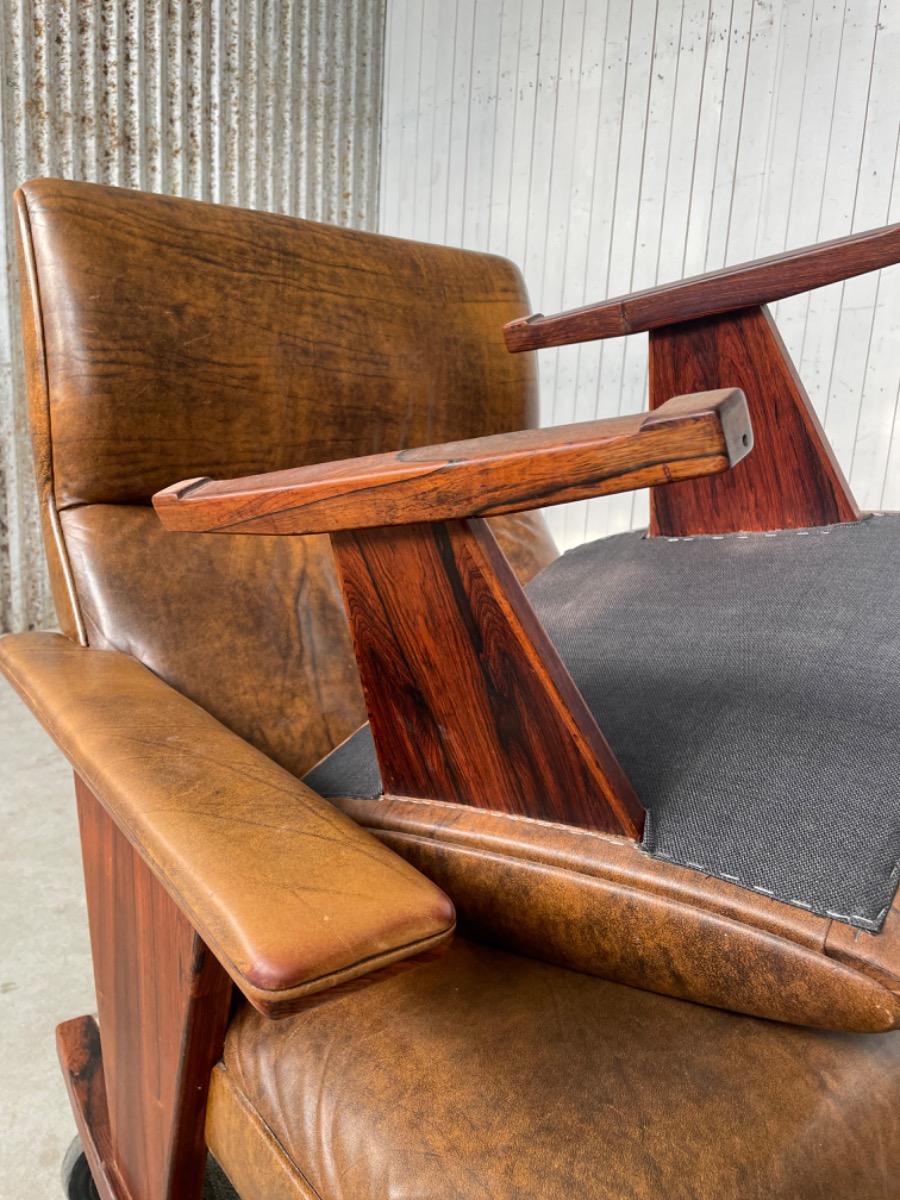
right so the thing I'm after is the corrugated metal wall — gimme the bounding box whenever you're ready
[0,0,385,632]
[380,0,900,550]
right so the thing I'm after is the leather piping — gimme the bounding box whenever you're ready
[206,1065,324,1200]
[46,496,87,643]
[16,189,87,643]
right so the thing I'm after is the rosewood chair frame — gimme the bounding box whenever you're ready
[156,389,751,837]
[506,223,899,534]
[7,221,900,1200]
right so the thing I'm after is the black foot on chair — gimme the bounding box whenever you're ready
[61,1138,100,1199]
[61,1137,240,1199]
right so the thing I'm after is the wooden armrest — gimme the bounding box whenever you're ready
[153,389,751,535]
[0,632,455,1016]
[504,223,900,351]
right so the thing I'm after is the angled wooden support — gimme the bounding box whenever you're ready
[66,777,233,1200]
[155,390,752,840]
[332,518,644,837]
[647,306,859,535]
[504,222,900,535]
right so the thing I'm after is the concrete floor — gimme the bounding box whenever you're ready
[0,675,95,1199]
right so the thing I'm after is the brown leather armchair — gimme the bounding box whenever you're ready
[3,178,900,1200]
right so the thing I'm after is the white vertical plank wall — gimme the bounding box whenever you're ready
[0,0,385,632]
[380,0,900,550]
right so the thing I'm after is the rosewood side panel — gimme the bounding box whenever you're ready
[69,777,232,1200]
[648,306,859,536]
[331,518,644,837]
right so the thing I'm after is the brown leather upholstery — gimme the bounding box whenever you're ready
[0,631,454,1013]
[16,178,555,774]
[331,794,900,1031]
[207,938,900,1200]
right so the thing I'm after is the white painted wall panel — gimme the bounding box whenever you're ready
[0,0,384,632]
[381,0,900,549]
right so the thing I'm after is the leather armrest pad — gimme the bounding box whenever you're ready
[0,632,455,1015]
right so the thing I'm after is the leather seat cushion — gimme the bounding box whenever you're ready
[206,938,900,1200]
[306,514,900,931]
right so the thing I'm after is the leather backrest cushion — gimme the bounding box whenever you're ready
[60,504,364,776]
[19,179,538,507]
[17,180,552,770]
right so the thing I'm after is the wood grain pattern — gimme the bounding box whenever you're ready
[57,1016,128,1200]
[153,390,751,534]
[648,307,859,535]
[503,223,900,351]
[76,776,232,1200]
[332,518,644,837]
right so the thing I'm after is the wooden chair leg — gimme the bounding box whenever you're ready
[58,1015,121,1200]
[648,305,860,535]
[57,777,233,1200]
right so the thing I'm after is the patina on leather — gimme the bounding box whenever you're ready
[329,793,900,1031]
[0,631,455,1015]
[207,938,900,1200]
[15,178,555,776]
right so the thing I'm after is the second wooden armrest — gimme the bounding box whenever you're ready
[0,632,456,1017]
[153,388,751,535]
[504,222,900,351]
